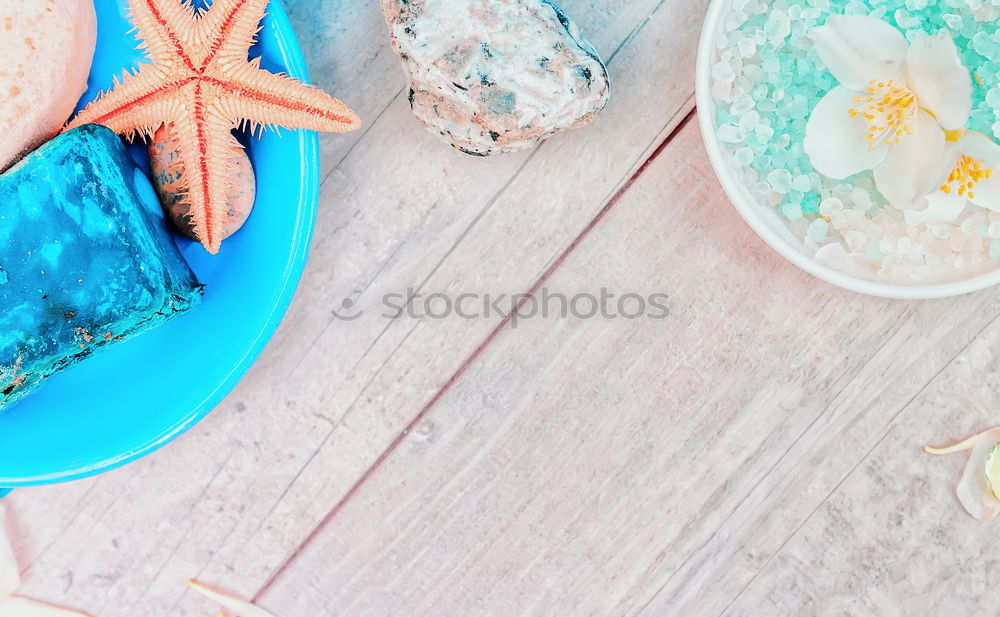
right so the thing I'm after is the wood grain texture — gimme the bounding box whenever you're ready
[6,1,706,616]
[251,120,1000,617]
[6,0,999,615]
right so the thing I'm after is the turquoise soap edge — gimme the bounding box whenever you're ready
[0,125,202,411]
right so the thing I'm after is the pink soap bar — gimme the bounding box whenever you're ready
[0,0,96,171]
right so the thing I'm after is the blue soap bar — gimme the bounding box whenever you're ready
[0,125,202,411]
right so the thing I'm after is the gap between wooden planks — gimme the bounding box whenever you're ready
[253,108,699,604]
[252,120,1000,617]
[8,1,709,615]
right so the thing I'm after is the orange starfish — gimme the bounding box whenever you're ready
[66,0,362,254]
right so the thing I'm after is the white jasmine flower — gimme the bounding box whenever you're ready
[906,131,1000,226]
[804,15,973,210]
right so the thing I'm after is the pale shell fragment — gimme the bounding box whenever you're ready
[0,597,91,617]
[188,580,276,617]
[925,427,1000,522]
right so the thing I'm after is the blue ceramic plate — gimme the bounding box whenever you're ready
[0,0,318,487]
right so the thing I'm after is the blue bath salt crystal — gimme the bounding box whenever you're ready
[0,125,202,411]
[990,239,1000,261]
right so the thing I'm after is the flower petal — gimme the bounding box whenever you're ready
[955,429,1000,522]
[810,15,908,90]
[905,191,967,226]
[960,130,1000,168]
[0,507,17,602]
[969,173,1000,212]
[952,132,1000,211]
[0,597,92,617]
[805,86,889,179]
[926,427,1000,522]
[905,34,973,130]
[872,111,949,209]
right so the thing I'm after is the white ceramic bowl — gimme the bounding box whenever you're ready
[695,0,1000,299]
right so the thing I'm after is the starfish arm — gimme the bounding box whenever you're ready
[65,67,192,138]
[169,103,245,254]
[212,63,362,134]
[196,0,269,71]
[125,0,200,69]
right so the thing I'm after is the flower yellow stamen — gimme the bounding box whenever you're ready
[941,155,993,200]
[848,79,918,152]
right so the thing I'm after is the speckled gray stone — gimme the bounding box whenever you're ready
[381,0,611,156]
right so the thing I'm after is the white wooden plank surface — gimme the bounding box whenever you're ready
[721,326,1000,616]
[250,121,1000,617]
[6,1,707,615]
[7,0,998,615]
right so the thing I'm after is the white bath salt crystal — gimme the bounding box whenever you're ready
[791,175,812,192]
[754,124,774,143]
[735,147,754,165]
[738,110,760,129]
[781,201,803,219]
[764,10,791,41]
[732,76,752,96]
[991,239,1000,260]
[756,99,776,113]
[775,134,791,148]
[850,187,872,210]
[897,236,913,253]
[767,169,792,193]
[879,234,896,254]
[845,230,867,251]
[866,242,885,262]
[738,37,757,57]
[961,216,980,234]
[806,218,829,242]
[804,237,819,252]
[894,8,919,27]
[724,13,745,31]
[940,13,962,32]
[955,254,966,269]
[718,125,745,143]
[818,197,843,216]
[743,64,765,83]
[730,95,754,116]
[888,264,910,278]
[712,61,736,82]
[752,181,771,196]
[815,242,853,269]
[712,79,733,101]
